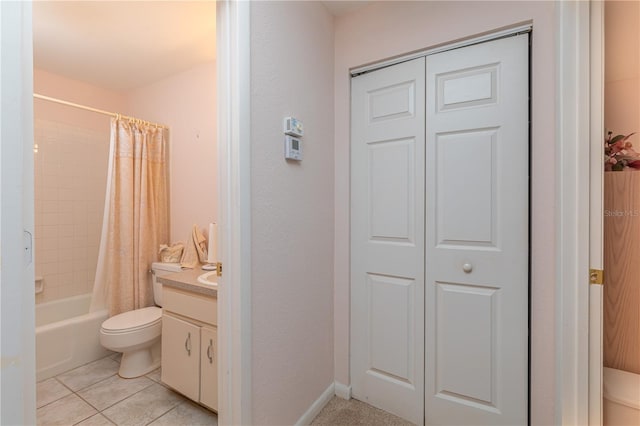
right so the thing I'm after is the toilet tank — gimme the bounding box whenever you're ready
[151,262,182,307]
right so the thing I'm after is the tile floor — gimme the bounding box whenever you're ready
[36,354,218,426]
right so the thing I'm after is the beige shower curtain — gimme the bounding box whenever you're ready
[91,118,169,316]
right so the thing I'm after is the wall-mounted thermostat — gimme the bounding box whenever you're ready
[283,117,304,137]
[284,135,303,161]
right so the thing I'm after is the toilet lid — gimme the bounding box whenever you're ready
[102,306,162,333]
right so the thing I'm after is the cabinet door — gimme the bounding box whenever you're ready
[200,326,218,411]
[161,314,201,401]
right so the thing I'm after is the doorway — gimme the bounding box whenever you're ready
[599,1,640,425]
[350,33,530,425]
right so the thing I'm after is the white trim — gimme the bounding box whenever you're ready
[217,1,252,425]
[294,383,335,426]
[334,382,352,400]
[588,2,604,425]
[556,1,592,425]
[350,23,531,76]
[0,1,36,424]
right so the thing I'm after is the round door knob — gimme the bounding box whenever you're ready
[462,263,473,273]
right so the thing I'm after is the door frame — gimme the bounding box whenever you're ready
[0,1,252,424]
[555,1,604,425]
[588,2,604,425]
[0,1,36,424]
[216,1,252,425]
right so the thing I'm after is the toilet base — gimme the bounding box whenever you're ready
[118,340,161,378]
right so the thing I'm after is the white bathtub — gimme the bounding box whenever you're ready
[604,367,640,426]
[36,294,111,381]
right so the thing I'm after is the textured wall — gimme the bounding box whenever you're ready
[250,2,335,424]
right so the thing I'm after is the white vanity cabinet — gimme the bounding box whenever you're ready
[161,285,217,412]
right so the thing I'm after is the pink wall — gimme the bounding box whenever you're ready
[333,2,557,424]
[605,1,640,148]
[126,62,217,243]
[34,68,127,133]
[250,2,335,424]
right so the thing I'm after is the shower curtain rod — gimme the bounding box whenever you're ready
[33,93,169,129]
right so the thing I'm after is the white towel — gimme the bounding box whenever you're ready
[180,225,208,268]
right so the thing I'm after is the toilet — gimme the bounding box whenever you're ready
[603,367,640,426]
[99,262,182,378]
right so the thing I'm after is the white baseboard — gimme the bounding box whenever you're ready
[334,381,352,400]
[295,382,335,426]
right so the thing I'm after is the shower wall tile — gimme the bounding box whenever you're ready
[41,225,59,239]
[59,237,73,250]
[40,249,58,264]
[59,202,73,214]
[34,119,109,304]
[58,261,73,275]
[43,200,59,212]
[59,248,73,261]
[59,224,74,237]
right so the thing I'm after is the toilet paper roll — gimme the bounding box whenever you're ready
[207,222,217,263]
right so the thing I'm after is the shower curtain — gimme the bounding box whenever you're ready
[91,118,169,316]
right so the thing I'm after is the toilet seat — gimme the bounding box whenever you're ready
[101,306,162,334]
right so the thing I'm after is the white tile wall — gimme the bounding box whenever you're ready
[34,120,110,304]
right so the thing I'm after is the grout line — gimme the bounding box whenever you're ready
[72,373,118,395]
[36,378,75,410]
[91,378,157,414]
[71,408,100,426]
[142,400,183,426]
[43,357,217,426]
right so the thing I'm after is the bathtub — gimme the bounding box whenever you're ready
[603,367,640,426]
[36,293,111,381]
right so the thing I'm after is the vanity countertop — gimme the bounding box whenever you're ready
[158,267,218,297]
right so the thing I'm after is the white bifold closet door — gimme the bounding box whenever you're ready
[351,56,426,425]
[351,34,529,426]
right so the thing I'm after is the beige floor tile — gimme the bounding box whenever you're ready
[56,357,120,392]
[145,368,162,383]
[36,393,97,426]
[36,378,71,408]
[78,374,154,411]
[149,400,218,426]
[76,413,115,426]
[101,383,185,426]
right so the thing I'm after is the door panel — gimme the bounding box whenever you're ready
[435,129,498,247]
[425,34,529,425]
[369,138,416,242]
[435,282,497,406]
[351,57,426,425]
[161,314,201,402]
[200,326,218,411]
[368,273,415,380]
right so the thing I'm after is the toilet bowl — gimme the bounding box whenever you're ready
[604,367,640,426]
[99,262,182,378]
